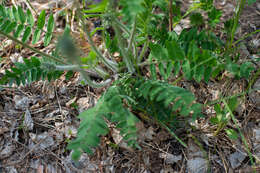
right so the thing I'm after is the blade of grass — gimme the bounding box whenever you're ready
[223,99,256,172]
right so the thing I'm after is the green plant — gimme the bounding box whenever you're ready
[0,57,63,85]
[0,1,259,168]
[67,84,140,160]
[68,75,202,159]
[0,5,54,46]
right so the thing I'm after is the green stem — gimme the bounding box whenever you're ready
[113,19,135,73]
[227,0,246,50]
[138,38,149,64]
[114,18,131,34]
[25,0,37,14]
[81,71,111,88]
[0,30,66,64]
[246,66,260,91]
[223,99,256,172]
[233,29,260,45]
[172,2,201,28]
[77,11,118,72]
[158,120,187,148]
[127,16,137,57]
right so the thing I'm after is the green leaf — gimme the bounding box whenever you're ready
[5,21,17,34]
[226,63,239,76]
[37,10,46,29]
[119,0,145,23]
[158,63,167,80]
[210,117,219,124]
[32,28,41,44]
[90,27,104,37]
[71,149,82,161]
[14,24,24,38]
[44,32,52,46]
[166,40,185,60]
[0,20,9,31]
[173,61,181,76]
[214,104,222,114]
[150,43,168,60]
[227,97,238,112]
[22,26,32,42]
[166,62,173,78]
[26,9,34,26]
[225,129,238,140]
[204,66,212,83]
[84,0,108,14]
[187,40,199,61]
[150,63,157,80]
[190,13,204,27]
[12,6,19,21]
[0,18,3,25]
[240,62,254,78]
[194,66,204,82]
[208,7,222,27]
[65,71,74,80]
[18,6,26,24]
[182,61,192,80]
[248,0,256,5]
[47,13,54,33]
[0,5,6,18]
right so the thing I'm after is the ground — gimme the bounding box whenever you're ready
[0,0,260,173]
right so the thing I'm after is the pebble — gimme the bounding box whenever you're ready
[228,151,247,169]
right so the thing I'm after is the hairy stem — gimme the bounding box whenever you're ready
[223,99,255,172]
[55,65,108,78]
[77,11,118,72]
[112,19,135,73]
[0,30,66,64]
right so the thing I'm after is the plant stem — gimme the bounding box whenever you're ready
[227,0,246,50]
[77,11,118,72]
[233,29,260,45]
[55,65,108,78]
[112,19,135,73]
[223,99,256,172]
[0,30,66,65]
[158,120,187,148]
[246,65,260,91]
[138,38,149,63]
[127,16,137,57]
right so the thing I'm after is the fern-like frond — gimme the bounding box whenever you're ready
[134,79,202,120]
[0,57,63,86]
[67,86,139,160]
[0,5,54,46]
[149,28,224,82]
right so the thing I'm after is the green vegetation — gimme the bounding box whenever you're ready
[0,0,259,168]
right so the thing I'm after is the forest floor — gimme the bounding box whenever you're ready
[0,0,260,173]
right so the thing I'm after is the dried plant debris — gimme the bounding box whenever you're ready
[249,78,260,110]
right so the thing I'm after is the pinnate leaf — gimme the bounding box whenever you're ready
[22,26,32,42]
[18,6,26,24]
[37,10,45,29]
